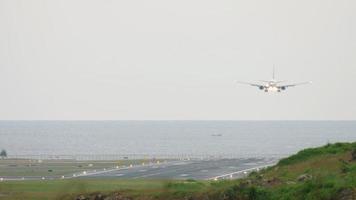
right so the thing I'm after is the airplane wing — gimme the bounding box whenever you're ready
[278,81,312,89]
[236,81,265,89]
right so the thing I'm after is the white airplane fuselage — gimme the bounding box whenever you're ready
[264,81,281,92]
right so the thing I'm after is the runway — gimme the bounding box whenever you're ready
[80,158,277,180]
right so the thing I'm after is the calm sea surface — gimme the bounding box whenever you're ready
[1,121,355,157]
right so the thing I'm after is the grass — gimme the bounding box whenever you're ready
[278,142,356,166]
[0,142,355,199]
[0,179,166,200]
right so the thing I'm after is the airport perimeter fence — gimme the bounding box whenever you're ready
[6,153,289,161]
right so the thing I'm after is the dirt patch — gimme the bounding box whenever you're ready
[0,193,8,197]
[75,192,133,200]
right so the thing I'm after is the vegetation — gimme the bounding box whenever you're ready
[0,142,355,200]
[0,180,166,200]
[0,149,6,159]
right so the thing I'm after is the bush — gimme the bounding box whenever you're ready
[0,149,7,158]
[352,149,356,161]
[340,159,351,173]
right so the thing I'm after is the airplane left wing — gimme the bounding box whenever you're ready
[236,81,265,89]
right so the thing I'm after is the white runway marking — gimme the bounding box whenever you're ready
[243,163,257,166]
[180,174,189,177]
[172,162,189,166]
[133,172,162,179]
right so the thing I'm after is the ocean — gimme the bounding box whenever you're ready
[1,121,355,158]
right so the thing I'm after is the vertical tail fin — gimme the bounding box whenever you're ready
[272,65,275,80]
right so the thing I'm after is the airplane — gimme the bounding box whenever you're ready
[236,68,312,92]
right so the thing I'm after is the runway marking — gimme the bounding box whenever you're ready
[172,162,190,166]
[133,172,162,179]
[180,174,189,177]
[74,166,131,178]
[207,163,276,180]
[74,161,184,178]
[244,163,258,166]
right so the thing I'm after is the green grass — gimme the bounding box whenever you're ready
[0,179,166,200]
[278,142,356,166]
[1,142,355,200]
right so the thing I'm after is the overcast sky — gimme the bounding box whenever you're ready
[0,0,355,120]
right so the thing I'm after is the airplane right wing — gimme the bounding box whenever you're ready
[278,81,312,89]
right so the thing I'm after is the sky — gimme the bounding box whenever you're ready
[0,0,355,120]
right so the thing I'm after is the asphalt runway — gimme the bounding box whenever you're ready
[80,158,277,180]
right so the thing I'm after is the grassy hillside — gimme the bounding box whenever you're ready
[1,142,355,200]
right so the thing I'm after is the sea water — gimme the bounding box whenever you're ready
[1,121,355,157]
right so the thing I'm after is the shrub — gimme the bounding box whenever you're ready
[352,149,356,161]
[0,149,7,158]
[339,159,351,173]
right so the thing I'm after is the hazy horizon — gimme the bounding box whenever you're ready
[2,120,356,156]
[1,0,355,120]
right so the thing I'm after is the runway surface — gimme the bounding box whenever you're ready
[80,158,277,180]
